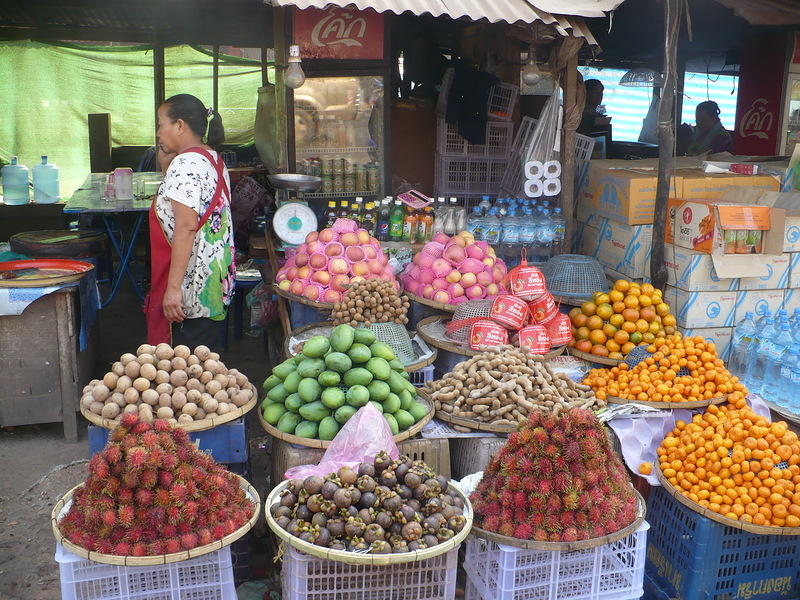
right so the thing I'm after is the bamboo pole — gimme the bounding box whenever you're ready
[561,53,579,249]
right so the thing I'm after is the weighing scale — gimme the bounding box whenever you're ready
[267,174,323,247]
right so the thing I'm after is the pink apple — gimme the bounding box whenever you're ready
[303,286,321,302]
[432,277,449,291]
[331,274,350,292]
[476,270,493,286]
[351,261,370,277]
[350,276,366,285]
[357,229,371,245]
[486,283,499,296]
[465,244,486,260]
[466,285,485,299]
[433,232,450,245]
[364,246,377,260]
[286,266,299,281]
[460,272,477,288]
[450,234,467,247]
[290,279,305,295]
[379,253,389,266]
[278,279,291,291]
[419,269,435,285]
[329,258,349,275]
[446,269,462,284]
[305,231,319,244]
[323,289,341,303]
[309,253,328,270]
[413,253,421,265]
[325,242,344,257]
[370,236,380,245]
[451,296,468,305]
[380,272,392,282]
[307,240,322,254]
[369,260,384,275]
[312,270,331,286]
[422,284,435,298]
[341,232,359,247]
[345,246,366,262]
[294,253,309,268]
[482,256,496,269]
[493,267,505,284]
[432,290,451,303]
[448,283,465,298]
[297,266,311,280]
[318,228,335,243]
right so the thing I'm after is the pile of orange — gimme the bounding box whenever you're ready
[583,333,734,403]
[568,280,676,359]
[658,395,800,528]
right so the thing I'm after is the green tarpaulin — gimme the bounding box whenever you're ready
[1,40,268,199]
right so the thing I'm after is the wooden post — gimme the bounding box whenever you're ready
[273,6,292,172]
[651,0,683,291]
[212,45,220,115]
[88,113,112,173]
[153,32,165,139]
[559,49,579,253]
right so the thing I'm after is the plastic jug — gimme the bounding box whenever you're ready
[32,155,60,204]
[1,156,30,205]
[113,167,133,200]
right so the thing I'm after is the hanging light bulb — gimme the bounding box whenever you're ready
[285,45,306,89]
[521,50,542,86]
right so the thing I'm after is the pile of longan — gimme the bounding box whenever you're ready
[332,279,409,327]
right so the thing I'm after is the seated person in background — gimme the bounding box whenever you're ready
[136,146,178,173]
[687,101,733,155]
[578,79,606,134]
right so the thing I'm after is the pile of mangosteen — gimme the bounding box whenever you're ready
[270,450,469,553]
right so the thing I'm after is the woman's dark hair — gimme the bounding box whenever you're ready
[162,93,225,149]
[584,79,604,93]
[696,100,721,119]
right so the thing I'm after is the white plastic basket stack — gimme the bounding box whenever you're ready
[281,544,459,600]
[465,523,649,600]
[55,543,237,600]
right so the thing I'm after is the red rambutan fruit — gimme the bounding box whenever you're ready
[177,521,193,535]
[211,524,228,540]
[518,457,536,475]
[553,472,572,493]
[550,430,566,446]
[544,514,562,533]
[122,470,139,489]
[158,431,176,449]
[507,431,522,448]
[126,446,148,471]
[527,410,544,427]
[513,492,527,511]
[521,477,538,494]
[135,489,153,507]
[565,441,582,462]
[591,526,606,539]
[89,455,110,479]
[562,527,578,542]
[546,495,561,512]
[127,526,145,543]
[161,523,177,539]
[500,490,514,508]
[131,421,151,435]
[140,430,159,449]
[148,541,165,555]
[210,490,225,507]
[118,505,135,528]
[103,477,120,496]
[541,412,558,431]
[173,428,190,445]
[105,444,123,465]
[164,538,181,554]
[198,528,213,546]
[531,426,548,444]
[117,487,134,505]
[111,462,125,477]
[507,474,522,491]
[529,513,545,528]
[498,523,515,537]
[500,508,514,524]
[97,540,114,554]
[161,452,178,471]
[154,488,171,507]
[180,533,198,550]
[519,427,534,444]
[120,412,139,429]
[170,483,188,504]
[101,509,117,528]
[182,501,199,523]
[534,529,549,541]
[529,495,546,512]
[153,419,172,433]
[576,512,589,529]
[538,480,552,496]
[114,542,131,556]
[588,506,604,525]
[145,448,164,470]
[139,468,158,489]
[588,488,604,505]
[563,491,580,511]
[482,501,501,517]
[166,506,182,525]
[513,523,535,540]
[560,511,576,528]
[186,480,200,497]
[552,456,569,471]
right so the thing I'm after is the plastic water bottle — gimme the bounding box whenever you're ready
[777,348,800,408]
[484,208,501,245]
[501,209,520,266]
[532,208,548,262]
[763,324,795,401]
[32,155,60,204]
[539,207,555,262]
[467,206,484,241]
[789,308,800,329]
[789,353,800,412]
[479,196,492,217]
[746,317,778,394]
[519,209,535,259]
[551,207,566,256]
[1,156,30,205]
[729,312,757,376]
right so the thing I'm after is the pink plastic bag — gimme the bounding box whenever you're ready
[284,404,399,480]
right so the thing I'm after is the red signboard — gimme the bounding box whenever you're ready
[733,33,787,156]
[293,6,384,60]
[793,32,800,66]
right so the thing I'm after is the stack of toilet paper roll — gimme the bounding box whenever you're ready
[524,159,561,198]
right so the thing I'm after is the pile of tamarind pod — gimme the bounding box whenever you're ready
[422,345,605,427]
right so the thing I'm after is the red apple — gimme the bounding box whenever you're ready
[309,253,328,270]
[312,270,331,286]
[294,253,309,268]
[357,229,371,245]
[331,274,350,292]
[341,232,359,247]
[364,246,378,260]
[305,231,319,244]
[351,261,370,277]
[297,266,311,280]
[290,279,305,295]
[303,286,321,301]
[323,289,341,303]
[286,266,299,281]
[329,258,349,275]
[318,228,335,243]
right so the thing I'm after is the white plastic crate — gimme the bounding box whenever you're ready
[437,118,514,158]
[56,542,237,600]
[435,154,508,196]
[409,364,435,387]
[575,134,596,162]
[281,544,459,600]
[449,436,507,480]
[436,68,519,122]
[465,522,649,600]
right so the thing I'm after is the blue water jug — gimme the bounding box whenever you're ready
[32,156,60,204]
[1,156,30,205]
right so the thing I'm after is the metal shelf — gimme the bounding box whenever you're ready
[304,191,379,198]
[296,146,375,156]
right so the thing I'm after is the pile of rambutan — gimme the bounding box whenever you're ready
[470,407,639,543]
[57,412,256,557]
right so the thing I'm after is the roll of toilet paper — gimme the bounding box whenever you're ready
[524,178,544,198]
[544,160,562,179]
[543,179,561,196]
[524,160,544,179]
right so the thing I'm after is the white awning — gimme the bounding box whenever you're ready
[267,0,615,43]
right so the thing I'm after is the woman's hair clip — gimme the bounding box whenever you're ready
[207,107,214,118]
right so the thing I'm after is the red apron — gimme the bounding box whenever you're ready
[145,147,229,345]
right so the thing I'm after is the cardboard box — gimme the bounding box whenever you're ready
[738,253,792,290]
[678,169,779,199]
[663,246,738,292]
[784,215,800,252]
[582,168,681,226]
[679,327,734,361]
[789,253,800,289]
[783,288,800,314]
[664,286,738,328]
[575,206,653,279]
[735,289,785,320]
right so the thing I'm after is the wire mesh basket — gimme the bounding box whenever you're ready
[625,343,691,376]
[367,322,415,364]
[445,300,495,344]
[540,255,608,301]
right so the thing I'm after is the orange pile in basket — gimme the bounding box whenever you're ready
[582,333,736,403]
[658,396,800,528]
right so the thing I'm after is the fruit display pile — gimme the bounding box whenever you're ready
[269,451,469,552]
[400,231,507,304]
[583,333,735,403]
[332,278,410,327]
[568,280,676,360]
[658,392,800,528]
[470,408,639,542]
[261,324,429,441]
[423,346,603,428]
[58,413,256,556]
[276,218,395,304]
[81,344,255,424]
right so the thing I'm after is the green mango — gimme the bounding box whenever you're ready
[403,379,417,396]
[384,413,399,436]
[272,360,298,380]
[330,324,356,353]
[408,401,429,423]
[293,353,306,365]
[302,336,331,358]
[260,397,274,411]
[382,393,401,414]
[318,370,341,388]
[346,385,371,407]
[318,416,340,441]
[367,380,391,402]
[321,387,346,410]
[398,389,414,411]
[347,343,372,364]
[277,411,302,434]
[267,383,290,403]
[388,358,406,372]
[394,409,415,431]
[343,368,374,388]
[353,328,376,346]
[298,378,323,403]
[263,403,287,425]
[325,352,352,374]
[262,374,282,391]
[299,401,331,422]
[297,358,326,379]
[387,370,406,394]
[284,393,304,413]
[334,405,358,425]
[295,420,319,439]
[366,357,392,381]
[369,341,395,362]
[369,400,384,413]
[283,371,302,394]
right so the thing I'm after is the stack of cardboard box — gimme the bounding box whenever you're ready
[574,158,792,360]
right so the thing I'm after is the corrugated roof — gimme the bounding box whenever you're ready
[267,0,611,43]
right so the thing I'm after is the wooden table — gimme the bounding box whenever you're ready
[63,172,162,306]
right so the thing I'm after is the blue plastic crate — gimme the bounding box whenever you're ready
[87,419,248,463]
[644,485,800,600]
[289,302,331,329]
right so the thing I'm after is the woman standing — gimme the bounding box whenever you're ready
[687,101,733,155]
[145,94,235,349]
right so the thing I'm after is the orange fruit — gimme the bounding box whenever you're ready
[622,321,637,334]
[591,344,610,357]
[624,295,640,309]
[630,331,643,344]
[649,321,662,335]
[594,293,611,305]
[589,329,608,346]
[639,294,653,307]
[609,290,625,303]
[581,301,598,316]
[622,308,640,322]
[569,307,583,321]
[610,314,625,328]
[614,330,630,345]
[615,279,630,293]
[640,307,657,322]
[575,326,590,340]
[612,301,627,314]
[596,303,614,320]
[586,315,604,330]
[627,287,642,298]
[641,283,655,296]
[663,315,677,328]
[656,302,671,317]
[635,319,650,333]
[639,462,653,475]
[621,342,636,355]
[575,339,593,353]
[603,323,618,338]
[606,339,621,353]
[609,351,624,360]
[572,313,588,327]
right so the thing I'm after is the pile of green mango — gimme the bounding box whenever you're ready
[261,324,428,441]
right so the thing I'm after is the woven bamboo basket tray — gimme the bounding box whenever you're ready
[567,347,622,366]
[274,283,337,310]
[283,322,437,371]
[265,479,473,564]
[606,393,730,410]
[80,384,258,432]
[258,394,434,449]
[403,290,457,314]
[470,489,646,551]
[51,474,260,565]
[416,315,565,359]
[416,389,520,434]
[656,462,800,536]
